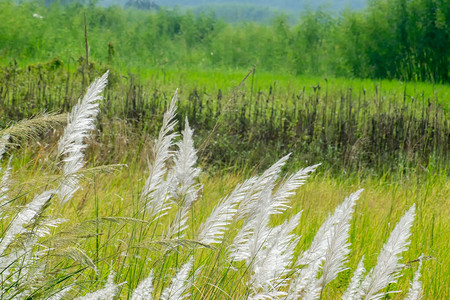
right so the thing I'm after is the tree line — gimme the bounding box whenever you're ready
[0,0,448,82]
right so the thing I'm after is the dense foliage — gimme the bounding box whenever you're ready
[0,0,448,82]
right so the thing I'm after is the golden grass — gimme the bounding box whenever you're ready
[4,152,449,298]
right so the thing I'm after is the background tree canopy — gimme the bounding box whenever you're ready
[1,0,448,82]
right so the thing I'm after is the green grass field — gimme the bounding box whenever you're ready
[0,67,448,298]
[0,1,449,298]
[3,138,448,299]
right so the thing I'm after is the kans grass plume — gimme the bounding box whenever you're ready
[342,256,366,300]
[197,178,256,245]
[74,270,120,300]
[0,156,12,209]
[288,190,363,299]
[167,118,201,238]
[131,270,154,300]
[160,257,196,300]
[57,71,109,204]
[0,114,66,145]
[359,204,416,299]
[405,255,424,300]
[0,190,54,257]
[140,91,178,220]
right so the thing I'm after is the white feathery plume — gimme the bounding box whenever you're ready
[11,290,32,299]
[319,190,361,289]
[248,212,302,299]
[302,275,322,300]
[74,270,119,300]
[231,161,317,269]
[0,135,12,214]
[160,257,194,300]
[236,154,290,220]
[0,156,13,209]
[172,117,200,206]
[0,249,23,279]
[405,255,424,300]
[47,285,74,300]
[297,190,363,266]
[34,218,67,238]
[229,187,272,263]
[342,256,366,300]
[167,118,201,237]
[288,190,362,299]
[141,91,178,219]
[286,258,322,300]
[0,242,30,283]
[146,170,176,222]
[197,177,255,245]
[167,206,190,239]
[270,163,320,215]
[57,71,109,204]
[15,224,60,277]
[0,235,48,292]
[0,190,54,257]
[230,163,317,264]
[223,156,297,267]
[131,270,153,300]
[360,204,416,300]
[248,292,281,300]
[0,134,9,159]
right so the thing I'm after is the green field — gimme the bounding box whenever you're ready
[1,90,448,298]
[0,0,449,299]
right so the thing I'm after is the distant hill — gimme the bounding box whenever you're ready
[99,0,367,23]
[155,0,367,11]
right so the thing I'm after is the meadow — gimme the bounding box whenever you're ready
[0,68,448,299]
[0,0,449,299]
